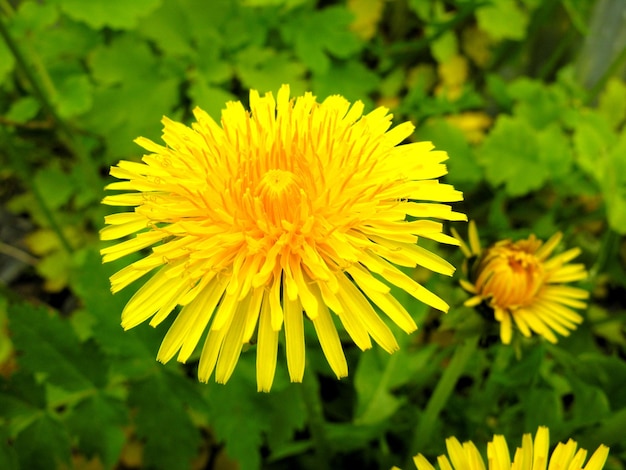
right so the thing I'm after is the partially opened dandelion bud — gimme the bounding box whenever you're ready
[395,426,609,470]
[453,222,589,345]
[100,85,466,391]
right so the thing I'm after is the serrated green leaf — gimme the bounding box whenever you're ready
[14,414,72,470]
[281,6,361,74]
[88,34,156,86]
[478,116,549,196]
[8,303,108,391]
[572,111,616,181]
[129,373,201,470]
[65,394,127,467]
[57,0,163,29]
[476,0,528,41]
[536,124,573,178]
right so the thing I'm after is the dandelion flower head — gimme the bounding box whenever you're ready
[403,426,609,470]
[454,222,589,345]
[100,85,466,391]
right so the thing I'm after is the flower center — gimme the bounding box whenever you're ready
[475,242,545,309]
[256,169,302,225]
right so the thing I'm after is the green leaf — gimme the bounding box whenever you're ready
[478,116,549,196]
[522,387,562,431]
[0,372,46,434]
[128,373,201,470]
[312,61,380,106]
[0,39,14,85]
[57,0,163,29]
[69,249,164,376]
[8,303,108,392]
[536,124,573,178]
[5,97,40,123]
[33,163,74,210]
[0,425,18,470]
[476,0,529,40]
[598,77,626,130]
[572,111,616,181]
[236,46,307,95]
[88,34,157,86]
[204,356,305,470]
[65,394,127,468]
[280,6,361,74]
[14,414,72,470]
[417,118,483,186]
[137,0,194,56]
[508,79,568,129]
[55,73,93,118]
[11,1,59,36]
[566,377,610,427]
[188,81,237,120]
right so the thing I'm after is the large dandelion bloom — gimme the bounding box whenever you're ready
[401,426,609,470]
[454,222,588,345]
[100,85,465,391]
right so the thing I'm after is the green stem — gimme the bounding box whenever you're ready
[407,335,479,463]
[300,366,331,468]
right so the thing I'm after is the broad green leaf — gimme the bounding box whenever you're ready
[430,30,458,64]
[8,303,108,391]
[598,77,626,130]
[236,46,307,96]
[0,38,14,85]
[566,377,610,427]
[572,111,616,181]
[0,372,46,434]
[508,79,568,129]
[280,6,361,74]
[188,80,237,120]
[128,373,201,470]
[14,414,72,470]
[69,249,163,377]
[478,116,549,196]
[312,61,380,107]
[54,73,93,118]
[0,425,18,470]
[11,1,59,36]
[476,0,529,40]
[57,0,163,29]
[137,0,194,56]
[5,97,40,123]
[65,394,127,468]
[194,37,232,84]
[522,388,562,431]
[354,345,436,426]
[537,124,573,178]
[33,163,74,210]
[417,118,483,186]
[603,134,626,233]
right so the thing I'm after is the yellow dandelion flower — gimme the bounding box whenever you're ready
[100,85,466,391]
[453,222,589,345]
[402,426,609,470]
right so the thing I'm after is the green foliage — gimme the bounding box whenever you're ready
[1,0,626,468]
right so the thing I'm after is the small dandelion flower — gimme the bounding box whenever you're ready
[453,222,589,345]
[399,426,609,470]
[100,85,466,391]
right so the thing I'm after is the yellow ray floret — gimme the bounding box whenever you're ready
[101,85,466,391]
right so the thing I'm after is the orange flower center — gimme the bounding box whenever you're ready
[255,169,304,226]
[475,241,545,309]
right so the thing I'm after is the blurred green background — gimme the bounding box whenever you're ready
[1,0,626,469]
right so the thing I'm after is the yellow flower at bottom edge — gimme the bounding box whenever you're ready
[452,222,589,345]
[399,426,609,470]
[100,85,466,391]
